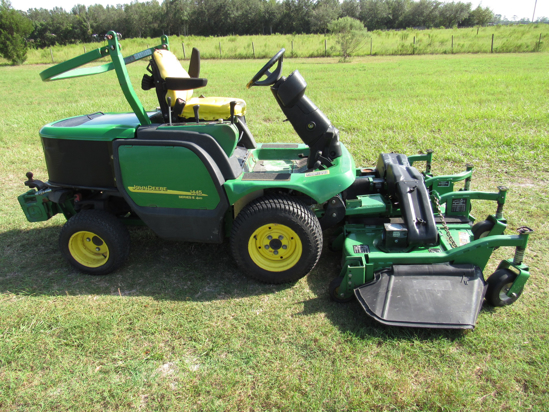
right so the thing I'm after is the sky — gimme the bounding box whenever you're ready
[12,0,549,21]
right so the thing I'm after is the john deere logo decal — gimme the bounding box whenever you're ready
[128,186,207,200]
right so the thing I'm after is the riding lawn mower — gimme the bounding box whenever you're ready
[18,31,533,329]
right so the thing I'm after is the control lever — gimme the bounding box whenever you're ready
[193,105,200,123]
[167,96,172,126]
[230,101,236,124]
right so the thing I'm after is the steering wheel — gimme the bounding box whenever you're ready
[246,48,285,89]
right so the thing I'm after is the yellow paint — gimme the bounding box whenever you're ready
[248,224,302,272]
[128,186,208,196]
[153,49,247,120]
[68,231,109,268]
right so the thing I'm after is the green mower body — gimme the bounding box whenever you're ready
[19,31,533,329]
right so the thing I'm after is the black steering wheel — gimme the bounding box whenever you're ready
[246,48,285,89]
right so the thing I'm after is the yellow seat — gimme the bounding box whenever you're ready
[153,49,246,121]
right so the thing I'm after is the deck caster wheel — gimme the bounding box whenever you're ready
[230,195,322,284]
[59,210,130,275]
[472,219,495,240]
[486,269,520,307]
[329,277,354,303]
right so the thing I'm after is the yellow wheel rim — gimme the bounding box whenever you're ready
[68,231,110,268]
[248,224,302,272]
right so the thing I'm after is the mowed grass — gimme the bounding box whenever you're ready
[1,52,548,410]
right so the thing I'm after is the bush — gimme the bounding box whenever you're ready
[328,17,368,62]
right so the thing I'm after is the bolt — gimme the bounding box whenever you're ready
[348,281,352,285]
[264,245,269,250]
[274,250,278,255]
[331,199,336,205]
[111,45,115,50]
[86,238,91,242]
[95,247,100,251]
[278,235,283,240]
[282,245,287,250]
[340,293,344,297]
[267,235,272,240]
[332,213,337,218]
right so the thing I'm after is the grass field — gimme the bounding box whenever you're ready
[7,23,549,66]
[1,52,548,410]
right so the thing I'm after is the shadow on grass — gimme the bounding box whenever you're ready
[0,225,294,301]
[301,248,474,342]
[0,225,481,341]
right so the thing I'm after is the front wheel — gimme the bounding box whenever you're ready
[59,210,130,275]
[230,195,322,284]
[485,269,520,307]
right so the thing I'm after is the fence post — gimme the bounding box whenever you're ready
[252,42,255,58]
[182,43,186,59]
[84,46,86,53]
[370,37,373,55]
[325,39,327,56]
[413,36,415,54]
[50,48,54,63]
[292,40,294,56]
[451,35,454,53]
[539,33,542,50]
[219,42,222,58]
[491,34,494,53]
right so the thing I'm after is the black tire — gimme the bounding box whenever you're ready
[472,219,495,240]
[230,194,322,284]
[486,269,520,307]
[329,277,354,303]
[59,210,130,275]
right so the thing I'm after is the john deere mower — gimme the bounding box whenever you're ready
[19,31,533,329]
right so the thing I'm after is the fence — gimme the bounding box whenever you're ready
[19,26,549,65]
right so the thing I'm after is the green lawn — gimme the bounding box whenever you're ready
[1,52,548,410]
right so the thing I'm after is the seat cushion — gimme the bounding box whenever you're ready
[181,97,246,121]
[153,50,246,121]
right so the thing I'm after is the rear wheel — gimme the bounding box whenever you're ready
[486,269,520,306]
[59,210,130,275]
[231,195,322,284]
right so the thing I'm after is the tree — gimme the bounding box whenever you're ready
[359,0,390,30]
[461,5,493,27]
[309,0,340,34]
[0,0,33,65]
[328,16,368,61]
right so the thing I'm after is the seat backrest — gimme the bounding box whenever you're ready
[145,48,202,122]
[153,50,193,105]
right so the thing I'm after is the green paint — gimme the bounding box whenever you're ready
[224,143,356,204]
[39,112,152,142]
[345,194,388,216]
[39,31,170,126]
[118,145,221,210]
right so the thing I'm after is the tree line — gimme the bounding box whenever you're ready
[14,0,502,49]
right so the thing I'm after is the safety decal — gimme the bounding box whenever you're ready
[305,170,330,177]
